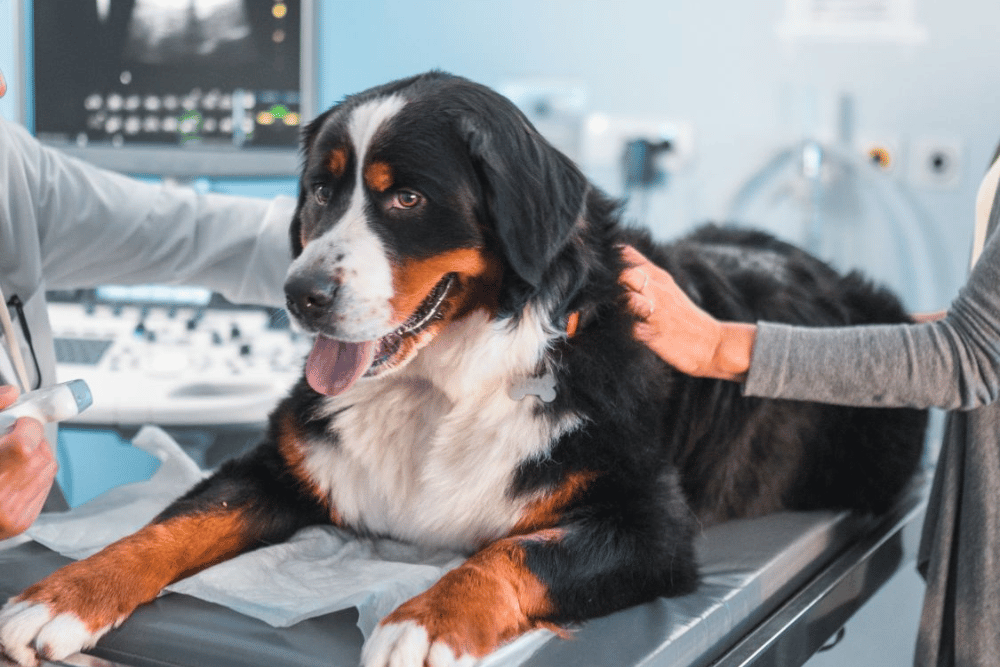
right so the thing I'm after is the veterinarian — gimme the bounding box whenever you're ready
[0,67,296,540]
[621,147,1000,667]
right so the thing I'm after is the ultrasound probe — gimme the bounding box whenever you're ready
[0,379,93,431]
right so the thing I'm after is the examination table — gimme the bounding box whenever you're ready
[0,476,927,667]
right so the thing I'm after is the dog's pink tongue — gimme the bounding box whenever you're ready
[305,337,377,396]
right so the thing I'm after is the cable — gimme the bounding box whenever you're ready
[0,282,32,391]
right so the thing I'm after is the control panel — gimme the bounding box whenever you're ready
[48,289,308,428]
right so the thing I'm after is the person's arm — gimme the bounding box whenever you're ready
[619,245,756,381]
[620,226,1000,411]
[1,118,295,308]
[0,385,56,540]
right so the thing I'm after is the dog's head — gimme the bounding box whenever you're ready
[285,71,590,396]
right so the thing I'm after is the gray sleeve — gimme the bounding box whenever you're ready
[743,224,1000,411]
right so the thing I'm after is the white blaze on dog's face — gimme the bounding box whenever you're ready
[285,92,501,397]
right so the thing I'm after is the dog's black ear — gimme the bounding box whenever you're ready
[290,110,335,258]
[289,191,307,258]
[459,102,589,289]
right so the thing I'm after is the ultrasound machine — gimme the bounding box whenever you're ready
[26,0,314,178]
[46,286,310,481]
[6,0,315,502]
[0,2,930,666]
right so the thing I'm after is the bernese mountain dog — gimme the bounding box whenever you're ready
[0,71,925,667]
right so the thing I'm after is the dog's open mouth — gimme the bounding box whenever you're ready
[305,274,456,396]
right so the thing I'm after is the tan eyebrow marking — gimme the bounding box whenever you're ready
[364,161,394,192]
[327,147,348,178]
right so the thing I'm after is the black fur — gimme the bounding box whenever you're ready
[162,72,926,640]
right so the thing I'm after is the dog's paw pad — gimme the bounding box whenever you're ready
[0,599,105,666]
[362,620,476,667]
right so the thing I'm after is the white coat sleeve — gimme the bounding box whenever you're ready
[2,119,296,308]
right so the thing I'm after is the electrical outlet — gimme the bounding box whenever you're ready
[582,113,695,175]
[909,137,962,189]
[858,138,901,174]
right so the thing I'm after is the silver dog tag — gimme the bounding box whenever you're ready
[508,370,557,403]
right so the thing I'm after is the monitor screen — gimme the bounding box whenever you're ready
[30,0,316,178]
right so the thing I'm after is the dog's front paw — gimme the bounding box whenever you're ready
[0,553,151,667]
[362,620,477,667]
[361,541,555,667]
[0,598,109,667]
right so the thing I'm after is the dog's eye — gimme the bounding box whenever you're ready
[392,190,423,209]
[313,185,332,206]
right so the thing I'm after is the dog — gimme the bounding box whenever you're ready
[0,71,925,667]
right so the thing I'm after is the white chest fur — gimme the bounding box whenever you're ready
[297,308,582,551]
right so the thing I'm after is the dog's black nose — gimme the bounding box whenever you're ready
[285,270,338,325]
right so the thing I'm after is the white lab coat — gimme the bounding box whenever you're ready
[0,115,296,459]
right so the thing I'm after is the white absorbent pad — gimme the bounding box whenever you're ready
[26,426,555,664]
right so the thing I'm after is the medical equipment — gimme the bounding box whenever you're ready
[0,379,92,431]
[22,0,318,179]
[727,138,951,310]
[0,284,31,392]
[47,289,307,428]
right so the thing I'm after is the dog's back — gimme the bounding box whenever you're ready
[625,224,926,524]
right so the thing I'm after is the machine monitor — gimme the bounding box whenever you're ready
[25,0,317,178]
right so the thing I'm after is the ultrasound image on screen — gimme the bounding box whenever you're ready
[124,0,258,66]
[33,0,303,151]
